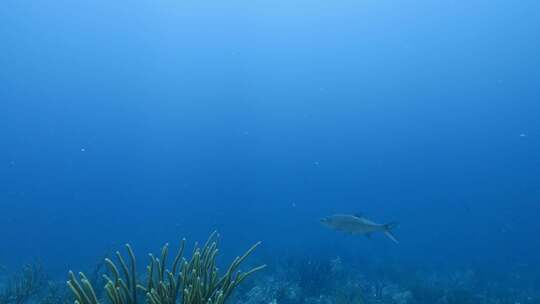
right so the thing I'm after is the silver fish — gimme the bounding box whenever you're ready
[320,214,399,243]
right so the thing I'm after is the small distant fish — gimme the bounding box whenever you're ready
[320,214,399,243]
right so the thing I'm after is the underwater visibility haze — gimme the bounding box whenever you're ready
[1,0,540,303]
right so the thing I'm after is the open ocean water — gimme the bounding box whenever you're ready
[1,1,539,304]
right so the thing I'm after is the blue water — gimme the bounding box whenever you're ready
[1,0,539,284]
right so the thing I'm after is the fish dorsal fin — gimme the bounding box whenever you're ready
[353,213,364,219]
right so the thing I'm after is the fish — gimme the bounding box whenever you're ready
[320,214,399,243]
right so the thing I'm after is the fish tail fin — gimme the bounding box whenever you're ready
[383,222,399,244]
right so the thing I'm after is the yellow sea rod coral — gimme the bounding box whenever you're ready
[67,232,265,304]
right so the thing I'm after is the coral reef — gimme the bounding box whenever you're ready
[0,263,47,304]
[237,255,540,304]
[67,232,265,304]
[40,281,72,304]
[2,246,539,304]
